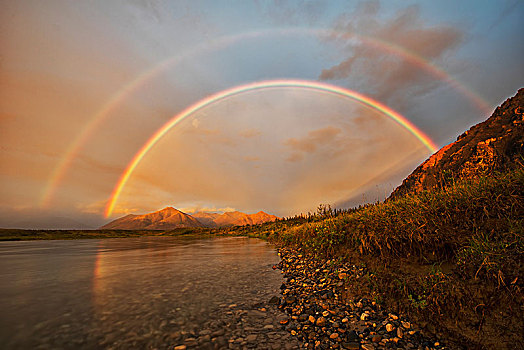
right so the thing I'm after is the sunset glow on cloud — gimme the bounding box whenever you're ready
[1,1,522,228]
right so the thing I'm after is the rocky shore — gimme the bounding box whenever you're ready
[273,248,448,350]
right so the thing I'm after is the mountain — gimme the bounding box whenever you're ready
[191,212,221,227]
[100,207,279,229]
[194,210,279,227]
[390,88,524,199]
[100,207,204,230]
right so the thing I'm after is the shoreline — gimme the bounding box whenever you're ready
[273,247,447,350]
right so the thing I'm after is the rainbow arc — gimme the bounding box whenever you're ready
[104,79,438,217]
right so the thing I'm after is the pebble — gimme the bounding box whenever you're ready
[274,248,445,350]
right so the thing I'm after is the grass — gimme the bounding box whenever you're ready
[268,167,523,349]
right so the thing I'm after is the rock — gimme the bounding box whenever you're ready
[245,334,257,342]
[347,331,359,342]
[330,332,339,339]
[212,329,225,337]
[338,273,347,279]
[174,346,186,350]
[401,321,411,329]
[269,296,280,305]
[309,315,316,323]
[341,342,360,349]
[362,344,375,350]
[397,327,403,338]
[372,335,382,342]
[360,313,369,321]
[284,296,296,305]
[386,323,394,332]
[316,317,326,326]
[199,334,211,342]
[390,89,524,199]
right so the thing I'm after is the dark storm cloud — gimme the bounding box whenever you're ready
[320,1,463,106]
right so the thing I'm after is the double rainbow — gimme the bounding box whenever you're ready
[40,27,491,209]
[104,79,438,217]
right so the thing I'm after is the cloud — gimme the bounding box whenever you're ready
[320,1,463,105]
[178,206,236,214]
[239,129,262,138]
[256,0,327,26]
[283,126,342,159]
[243,156,260,162]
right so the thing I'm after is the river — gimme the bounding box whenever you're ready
[0,236,299,349]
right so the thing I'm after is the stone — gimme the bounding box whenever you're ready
[330,332,339,339]
[362,344,375,350]
[397,327,403,338]
[360,313,369,321]
[401,321,411,329]
[386,323,394,332]
[309,315,316,323]
[174,346,186,350]
[341,342,360,349]
[269,296,280,305]
[338,273,347,279]
[316,317,326,326]
[372,335,382,342]
[285,296,296,305]
[245,334,257,342]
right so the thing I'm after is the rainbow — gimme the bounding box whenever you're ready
[41,27,491,208]
[104,79,438,217]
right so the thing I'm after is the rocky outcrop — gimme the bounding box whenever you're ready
[390,88,523,199]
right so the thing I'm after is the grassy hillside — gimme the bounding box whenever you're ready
[268,168,523,349]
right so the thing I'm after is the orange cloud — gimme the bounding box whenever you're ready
[283,126,342,159]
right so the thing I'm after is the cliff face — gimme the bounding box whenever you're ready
[389,88,524,199]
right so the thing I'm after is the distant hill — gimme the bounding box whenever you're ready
[100,207,204,230]
[194,210,279,227]
[101,207,279,229]
[390,88,523,199]
[191,212,221,227]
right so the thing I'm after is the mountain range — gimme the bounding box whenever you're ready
[100,207,279,230]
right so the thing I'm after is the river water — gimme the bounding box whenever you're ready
[0,236,298,349]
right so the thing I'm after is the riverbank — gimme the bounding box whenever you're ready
[268,168,523,350]
[274,247,444,350]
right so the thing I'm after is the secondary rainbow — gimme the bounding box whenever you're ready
[41,27,491,209]
[104,79,438,217]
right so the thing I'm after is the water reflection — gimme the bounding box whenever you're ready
[0,236,282,349]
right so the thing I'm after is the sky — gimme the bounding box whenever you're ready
[1,0,523,229]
